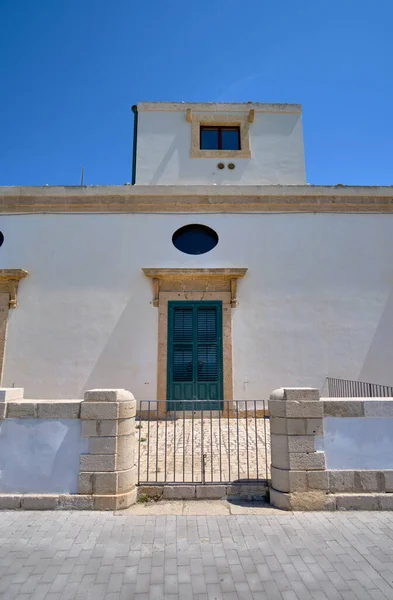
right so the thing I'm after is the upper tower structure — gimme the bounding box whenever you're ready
[132,102,306,185]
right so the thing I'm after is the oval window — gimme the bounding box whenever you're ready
[0,232,3,248]
[172,224,218,255]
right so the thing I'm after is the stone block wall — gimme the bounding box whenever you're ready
[0,388,137,510]
[269,387,393,511]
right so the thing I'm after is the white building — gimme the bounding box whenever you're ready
[0,101,392,409]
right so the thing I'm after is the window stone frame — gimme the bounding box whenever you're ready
[190,113,251,159]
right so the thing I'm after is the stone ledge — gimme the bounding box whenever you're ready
[4,400,82,419]
[81,401,136,420]
[335,493,393,511]
[269,487,335,511]
[328,470,391,493]
[0,492,137,511]
[0,388,24,402]
[84,389,135,403]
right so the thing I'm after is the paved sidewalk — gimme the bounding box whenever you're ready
[1,506,393,599]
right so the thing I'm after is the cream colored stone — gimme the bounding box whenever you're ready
[289,452,326,471]
[379,495,393,510]
[94,489,137,511]
[117,435,134,463]
[383,471,393,492]
[286,419,307,435]
[6,401,37,418]
[80,454,116,472]
[364,401,393,417]
[269,487,291,510]
[268,401,286,418]
[21,495,59,510]
[288,436,315,453]
[284,388,320,402]
[270,434,289,469]
[196,485,227,499]
[328,471,355,492]
[0,495,21,509]
[0,388,24,402]
[118,401,137,419]
[84,389,135,402]
[118,466,137,492]
[81,420,99,437]
[307,471,329,491]
[285,402,324,418]
[305,419,324,435]
[98,418,135,437]
[290,491,331,511]
[89,437,117,455]
[78,472,93,494]
[94,472,117,494]
[354,471,382,493]
[269,417,287,434]
[163,486,196,500]
[271,467,307,493]
[80,402,120,420]
[116,445,134,471]
[323,400,364,417]
[336,494,379,511]
[37,401,81,419]
[58,495,94,510]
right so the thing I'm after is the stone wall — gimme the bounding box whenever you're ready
[0,388,137,510]
[269,388,393,510]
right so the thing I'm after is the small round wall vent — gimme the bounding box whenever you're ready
[0,232,4,247]
[217,162,225,170]
[172,224,219,255]
[228,163,235,170]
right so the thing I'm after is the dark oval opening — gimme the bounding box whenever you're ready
[172,224,219,255]
[0,232,3,248]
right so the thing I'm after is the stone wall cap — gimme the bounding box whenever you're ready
[84,389,135,402]
[270,387,320,402]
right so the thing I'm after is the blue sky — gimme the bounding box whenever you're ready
[1,0,392,186]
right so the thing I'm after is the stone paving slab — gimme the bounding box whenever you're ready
[117,499,282,516]
[137,417,271,483]
[1,509,393,599]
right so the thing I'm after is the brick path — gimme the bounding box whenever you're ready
[1,508,393,599]
[137,418,271,483]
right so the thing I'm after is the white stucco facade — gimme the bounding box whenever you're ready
[324,417,393,470]
[134,103,306,185]
[0,418,87,493]
[1,101,392,404]
[1,211,393,400]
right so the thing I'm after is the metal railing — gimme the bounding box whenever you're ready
[326,377,393,398]
[136,400,269,485]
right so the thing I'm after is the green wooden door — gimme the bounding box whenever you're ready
[167,301,223,411]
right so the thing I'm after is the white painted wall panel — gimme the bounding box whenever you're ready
[0,419,88,493]
[324,417,393,470]
[135,111,306,185]
[1,213,393,400]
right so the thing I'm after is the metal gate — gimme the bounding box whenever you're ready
[136,400,270,485]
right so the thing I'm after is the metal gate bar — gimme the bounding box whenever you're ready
[136,400,270,485]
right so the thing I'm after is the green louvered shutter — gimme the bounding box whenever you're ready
[167,301,223,410]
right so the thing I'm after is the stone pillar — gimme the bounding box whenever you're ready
[79,389,137,510]
[269,387,332,511]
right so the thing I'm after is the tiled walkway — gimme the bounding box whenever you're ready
[1,507,393,599]
[137,418,271,483]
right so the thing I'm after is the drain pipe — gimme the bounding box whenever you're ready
[131,104,138,185]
